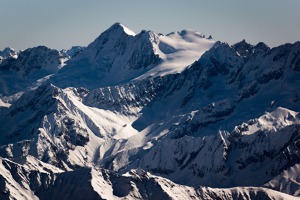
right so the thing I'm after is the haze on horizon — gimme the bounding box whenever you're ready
[0,0,299,51]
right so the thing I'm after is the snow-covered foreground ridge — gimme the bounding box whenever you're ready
[0,159,298,200]
[0,23,300,199]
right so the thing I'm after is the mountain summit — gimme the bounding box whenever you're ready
[101,22,136,36]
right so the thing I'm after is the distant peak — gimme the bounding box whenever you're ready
[3,47,15,52]
[233,39,252,48]
[0,47,18,59]
[254,42,270,51]
[232,40,254,57]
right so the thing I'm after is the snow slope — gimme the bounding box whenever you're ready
[136,29,215,79]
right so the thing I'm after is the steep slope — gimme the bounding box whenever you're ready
[0,83,140,169]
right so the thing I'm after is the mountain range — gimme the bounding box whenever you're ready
[0,22,299,200]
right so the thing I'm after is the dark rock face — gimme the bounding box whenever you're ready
[232,40,254,57]
[127,31,162,70]
[232,40,270,57]
[88,24,162,72]
[128,48,161,70]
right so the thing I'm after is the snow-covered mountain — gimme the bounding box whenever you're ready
[50,23,215,89]
[0,23,300,199]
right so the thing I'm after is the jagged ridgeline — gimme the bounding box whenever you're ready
[0,23,300,200]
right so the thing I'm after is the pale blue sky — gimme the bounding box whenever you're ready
[1,0,299,50]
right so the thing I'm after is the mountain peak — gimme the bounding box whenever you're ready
[106,22,136,36]
[254,42,270,52]
[87,23,136,50]
[232,40,270,57]
[232,39,253,49]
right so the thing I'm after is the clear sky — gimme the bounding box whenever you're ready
[1,0,299,51]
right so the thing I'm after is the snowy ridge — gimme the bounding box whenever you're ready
[118,23,136,36]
